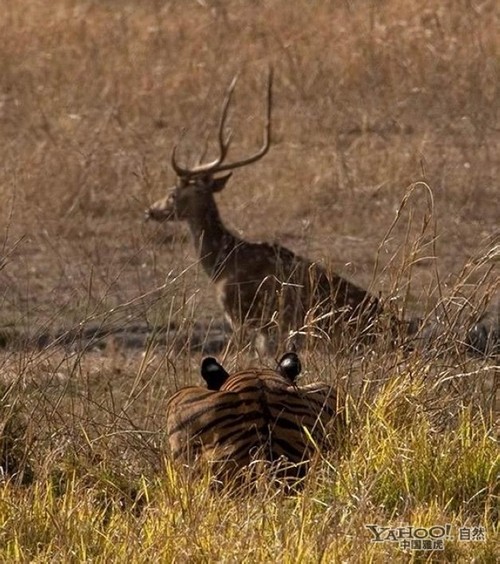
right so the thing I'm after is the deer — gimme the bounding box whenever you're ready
[145,70,384,356]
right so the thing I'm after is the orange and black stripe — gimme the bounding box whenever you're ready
[166,353,343,484]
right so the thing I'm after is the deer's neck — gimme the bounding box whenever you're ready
[186,197,239,280]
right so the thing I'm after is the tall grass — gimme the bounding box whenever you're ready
[0,0,498,561]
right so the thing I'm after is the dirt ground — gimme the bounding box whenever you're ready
[0,8,498,560]
[0,0,498,353]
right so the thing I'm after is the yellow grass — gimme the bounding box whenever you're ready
[0,0,498,561]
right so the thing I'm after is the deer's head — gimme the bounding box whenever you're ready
[145,69,273,223]
[145,173,233,222]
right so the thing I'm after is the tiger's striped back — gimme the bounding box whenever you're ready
[166,368,287,480]
[220,370,340,464]
[165,363,343,485]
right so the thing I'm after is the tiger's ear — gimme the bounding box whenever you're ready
[201,357,230,390]
[277,352,302,383]
[211,173,233,193]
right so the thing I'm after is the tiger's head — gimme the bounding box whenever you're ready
[200,352,302,390]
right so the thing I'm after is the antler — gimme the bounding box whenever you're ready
[215,67,273,173]
[171,68,273,177]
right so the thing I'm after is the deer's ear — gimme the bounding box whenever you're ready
[211,173,233,193]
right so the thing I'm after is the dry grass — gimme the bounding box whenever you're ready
[0,0,498,561]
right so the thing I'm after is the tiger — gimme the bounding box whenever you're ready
[165,352,343,487]
[199,351,301,389]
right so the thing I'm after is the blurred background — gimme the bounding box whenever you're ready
[0,0,497,341]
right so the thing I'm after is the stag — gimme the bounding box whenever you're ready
[146,70,383,354]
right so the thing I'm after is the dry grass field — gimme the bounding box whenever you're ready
[0,0,498,561]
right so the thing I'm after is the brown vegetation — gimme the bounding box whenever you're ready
[0,0,498,560]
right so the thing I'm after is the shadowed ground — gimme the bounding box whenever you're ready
[0,2,498,561]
